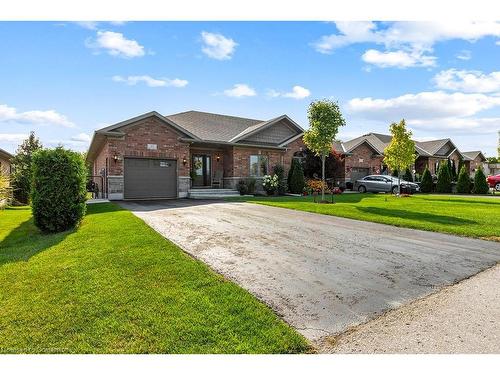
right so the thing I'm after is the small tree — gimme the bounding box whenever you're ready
[273,164,286,195]
[383,119,416,195]
[436,160,452,193]
[303,100,345,201]
[11,131,43,204]
[403,168,413,182]
[456,165,470,194]
[472,166,489,194]
[420,167,433,193]
[288,159,305,194]
[31,147,87,233]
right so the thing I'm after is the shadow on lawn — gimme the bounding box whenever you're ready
[355,206,477,225]
[419,197,500,206]
[238,193,378,204]
[0,210,73,266]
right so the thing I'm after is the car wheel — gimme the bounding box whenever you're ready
[392,186,399,194]
[496,183,500,191]
[358,185,367,193]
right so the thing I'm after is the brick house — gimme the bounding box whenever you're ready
[331,133,485,184]
[462,151,487,176]
[86,110,305,200]
[0,148,13,176]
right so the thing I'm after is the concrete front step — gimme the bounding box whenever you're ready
[188,189,240,199]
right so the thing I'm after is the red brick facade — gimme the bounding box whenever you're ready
[344,143,384,180]
[91,114,305,197]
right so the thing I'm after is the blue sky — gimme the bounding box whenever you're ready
[1,21,500,156]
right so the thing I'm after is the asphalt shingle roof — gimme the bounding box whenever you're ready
[165,110,266,142]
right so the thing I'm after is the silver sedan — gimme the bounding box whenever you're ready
[354,175,420,194]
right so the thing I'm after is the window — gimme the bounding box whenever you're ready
[249,155,268,177]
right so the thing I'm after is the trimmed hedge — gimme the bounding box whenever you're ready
[456,165,470,194]
[473,167,489,194]
[288,159,305,194]
[420,167,433,193]
[31,147,87,233]
[436,160,452,193]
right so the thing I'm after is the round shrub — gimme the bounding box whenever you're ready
[436,160,452,193]
[419,167,433,193]
[237,180,248,195]
[472,167,489,194]
[31,147,87,233]
[456,165,470,194]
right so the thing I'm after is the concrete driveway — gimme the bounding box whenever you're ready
[120,200,500,343]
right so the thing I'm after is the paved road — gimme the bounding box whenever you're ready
[322,264,500,353]
[120,200,500,343]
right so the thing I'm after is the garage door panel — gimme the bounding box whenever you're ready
[350,167,370,182]
[124,158,177,199]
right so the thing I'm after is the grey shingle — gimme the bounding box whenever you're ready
[165,110,265,142]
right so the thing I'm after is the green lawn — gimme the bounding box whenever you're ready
[0,204,308,354]
[231,194,500,240]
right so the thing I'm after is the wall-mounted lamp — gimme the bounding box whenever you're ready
[216,155,220,162]
[182,156,187,166]
[113,155,120,163]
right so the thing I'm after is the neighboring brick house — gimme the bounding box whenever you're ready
[0,148,13,176]
[86,110,304,200]
[462,151,487,176]
[332,133,483,183]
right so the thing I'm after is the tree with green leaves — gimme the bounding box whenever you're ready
[303,99,346,202]
[436,160,452,193]
[383,119,416,195]
[473,166,489,194]
[420,167,433,193]
[11,131,43,204]
[456,165,470,194]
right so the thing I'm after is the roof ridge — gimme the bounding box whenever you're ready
[166,109,264,123]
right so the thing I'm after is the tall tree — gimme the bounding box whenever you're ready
[303,99,345,201]
[383,119,416,195]
[11,131,43,204]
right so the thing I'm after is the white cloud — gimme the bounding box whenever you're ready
[223,84,256,98]
[268,85,311,100]
[201,31,237,60]
[0,133,28,142]
[313,21,500,68]
[76,21,99,30]
[112,75,188,88]
[433,69,500,93]
[362,48,436,68]
[346,90,500,138]
[70,133,91,143]
[455,50,472,60]
[0,104,75,128]
[86,31,144,58]
[347,91,500,121]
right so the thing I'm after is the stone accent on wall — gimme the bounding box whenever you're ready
[107,175,124,200]
[178,176,190,197]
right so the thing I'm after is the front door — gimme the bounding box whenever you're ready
[192,155,211,187]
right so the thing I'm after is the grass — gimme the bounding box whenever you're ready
[0,204,308,354]
[230,193,500,240]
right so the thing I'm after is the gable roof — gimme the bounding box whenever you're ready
[86,110,304,162]
[165,110,264,142]
[462,151,486,161]
[337,133,470,159]
[0,148,13,160]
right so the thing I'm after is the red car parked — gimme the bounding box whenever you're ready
[487,174,500,191]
